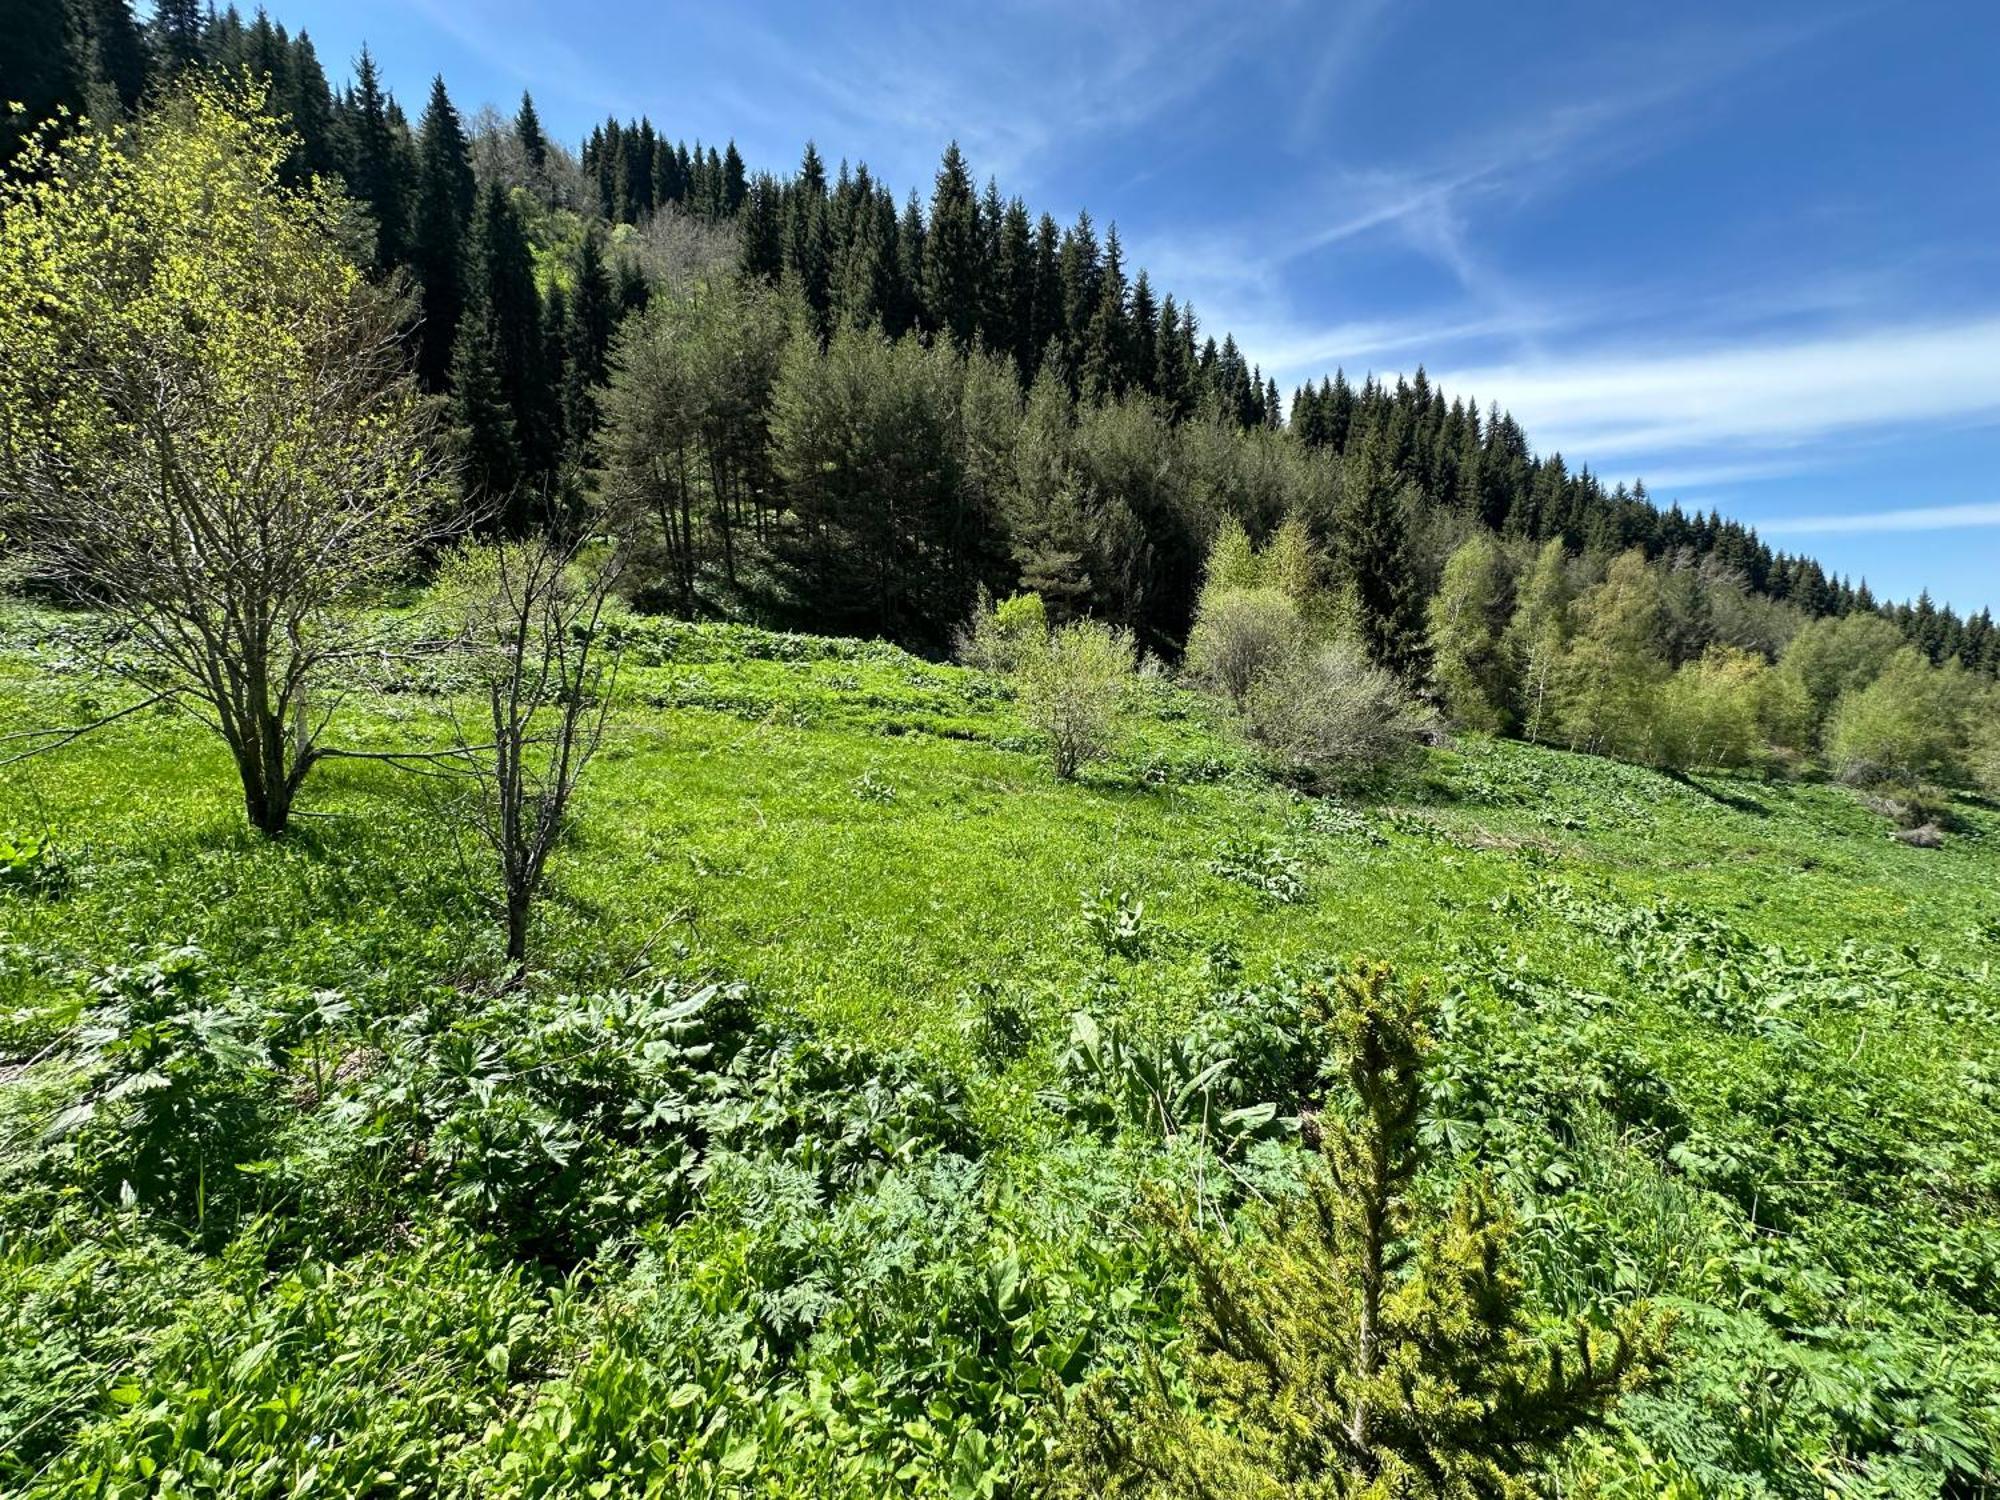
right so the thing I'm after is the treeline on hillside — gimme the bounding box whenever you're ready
[5,0,1995,678]
[1166,513,2000,819]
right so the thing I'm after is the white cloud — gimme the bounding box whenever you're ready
[1758,501,2000,536]
[1435,317,2000,458]
[1287,0,1400,151]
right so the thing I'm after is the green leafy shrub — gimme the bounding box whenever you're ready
[1016,620,1135,779]
[1045,1010,1284,1152]
[29,1230,559,1499]
[957,588,1050,674]
[291,978,976,1263]
[1185,587,1304,708]
[1081,886,1151,958]
[1244,638,1435,778]
[1207,836,1308,905]
[35,945,281,1234]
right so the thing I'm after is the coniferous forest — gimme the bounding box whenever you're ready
[2,4,1999,1497]
[7,0,1995,674]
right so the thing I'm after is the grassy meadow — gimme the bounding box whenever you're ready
[1,604,1996,1496]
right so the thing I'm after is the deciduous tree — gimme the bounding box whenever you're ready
[0,83,443,835]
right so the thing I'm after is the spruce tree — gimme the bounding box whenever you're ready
[890,189,926,338]
[561,226,616,462]
[1057,211,1100,375]
[1030,213,1064,370]
[923,141,982,350]
[80,0,149,117]
[1155,295,1192,422]
[721,140,748,213]
[450,306,519,514]
[1127,270,1159,397]
[701,144,723,215]
[412,74,476,389]
[514,90,546,172]
[284,32,336,183]
[631,119,657,218]
[738,174,784,283]
[1334,421,1428,677]
[784,145,833,338]
[244,9,288,96]
[1079,224,1130,401]
[540,280,569,459]
[650,133,683,206]
[343,48,412,268]
[470,183,554,487]
[1005,365,1095,620]
[150,0,206,77]
[993,196,1037,376]
[832,182,893,331]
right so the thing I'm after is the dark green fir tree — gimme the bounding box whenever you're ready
[1335,421,1430,678]
[411,74,477,389]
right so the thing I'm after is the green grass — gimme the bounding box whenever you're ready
[2,605,1996,1496]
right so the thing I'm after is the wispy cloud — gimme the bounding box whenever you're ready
[1758,501,2000,536]
[1287,0,1400,151]
[1292,17,1834,263]
[722,1,1270,192]
[1122,15,1845,389]
[1436,316,2000,459]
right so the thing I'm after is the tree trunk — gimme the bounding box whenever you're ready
[231,730,292,837]
[505,883,531,978]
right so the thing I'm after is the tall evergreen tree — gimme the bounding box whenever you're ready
[411,73,476,389]
[283,32,337,183]
[991,195,1036,375]
[1029,213,1064,370]
[514,90,546,172]
[450,303,519,511]
[78,0,149,118]
[342,47,411,268]
[470,183,555,488]
[561,226,616,462]
[1127,270,1159,397]
[1079,224,1130,400]
[891,189,926,338]
[784,144,832,337]
[738,174,784,283]
[1155,295,1192,421]
[1057,211,1100,377]
[721,140,748,213]
[923,141,982,349]
[150,0,206,77]
[1334,422,1428,677]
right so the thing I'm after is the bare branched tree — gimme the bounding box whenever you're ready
[0,84,445,835]
[427,533,626,975]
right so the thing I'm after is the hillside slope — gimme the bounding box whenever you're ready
[1,611,1996,1494]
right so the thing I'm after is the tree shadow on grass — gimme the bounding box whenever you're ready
[1662,769,1770,818]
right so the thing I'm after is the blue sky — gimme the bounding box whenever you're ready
[271,0,2000,613]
